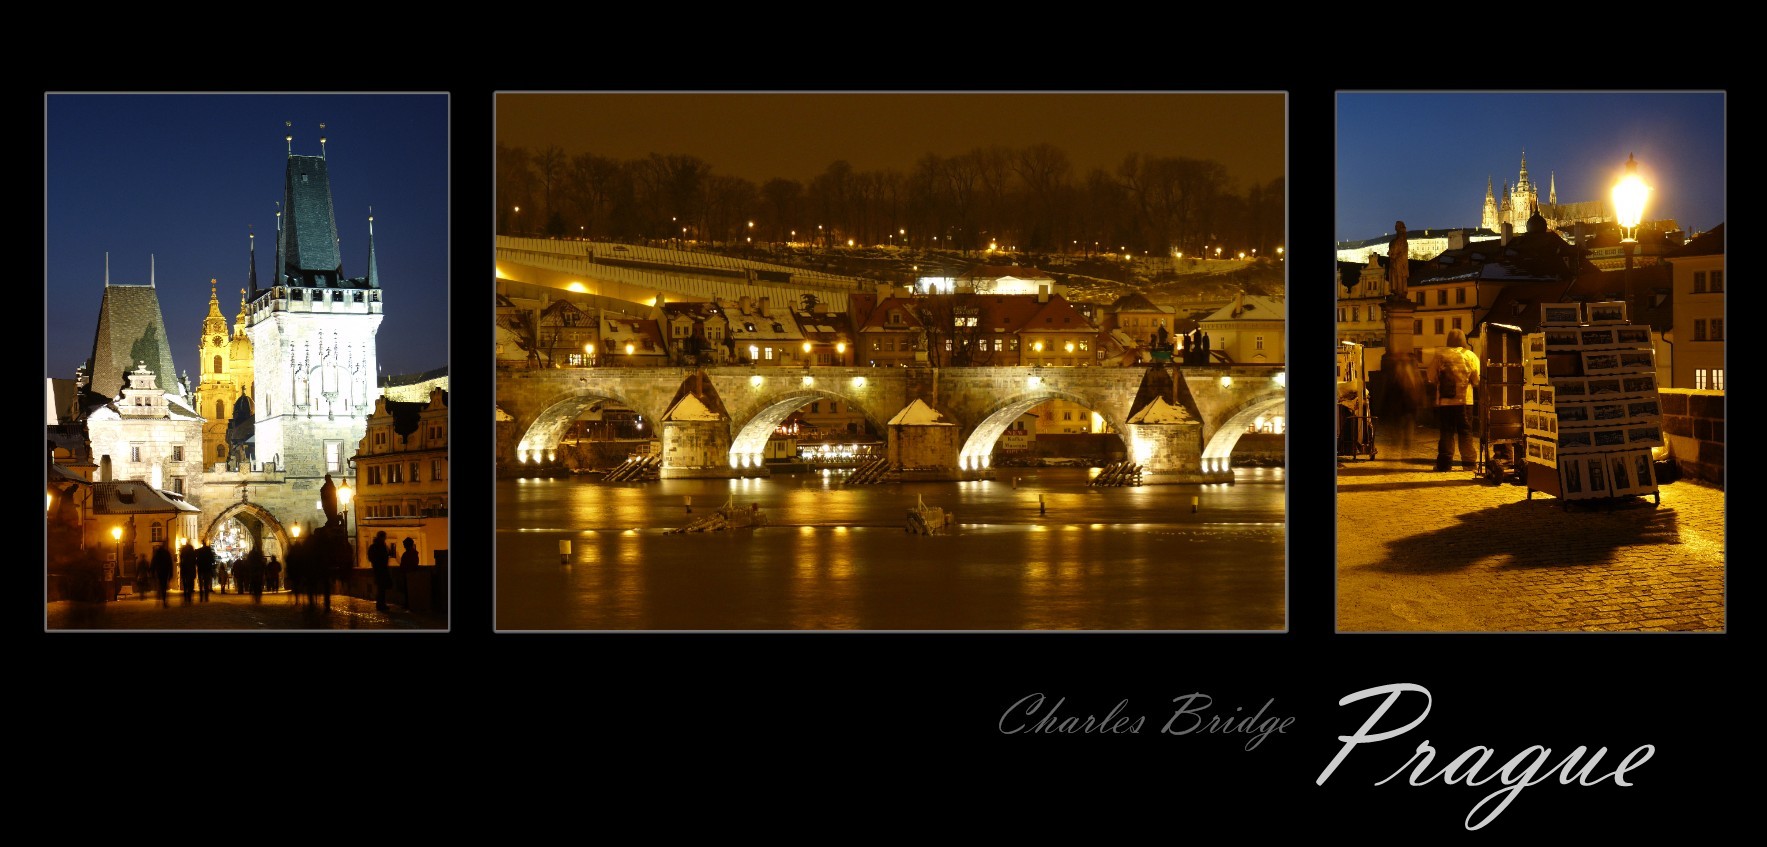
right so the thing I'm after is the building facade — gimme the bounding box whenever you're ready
[1668,224,1725,390]
[352,387,448,569]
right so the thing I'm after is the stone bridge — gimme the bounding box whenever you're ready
[497,364,1284,483]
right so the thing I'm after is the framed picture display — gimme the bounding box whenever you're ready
[1561,457,1585,496]
[1586,455,1610,496]
[1543,328,1581,349]
[1556,402,1593,426]
[1524,386,1540,405]
[1559,429,1595,450]
[1618,349,1656,371]
[1621,373,1659,395]
[1627,424,1665,448]
[1586,377,1626,397]
[1552,377,1588,399]
[1582,351,1627,374]
[1529,361,1550,383]
[1579,328,1620,349]
[1537,384,1555,406]
[1593,427,1630,449]
[1525,333,1546,358]
[1590,401,1630,424]
[1626,398,1662,420]
[1586,301,1629,324]
[1541,303,1584,325]
[1615,327,1654,346]
[1632,452,1656,490]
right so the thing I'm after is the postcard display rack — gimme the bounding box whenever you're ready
[1523,302,1662,505]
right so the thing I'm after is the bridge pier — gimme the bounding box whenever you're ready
[659,419,739,479]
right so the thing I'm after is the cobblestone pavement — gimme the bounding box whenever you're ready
[1336,421,1726,632]
[45,588,447,631]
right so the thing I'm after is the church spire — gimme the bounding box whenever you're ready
[319,122,327,159]
[1517,150,1530,193]
[248,227,259,297]
[1549,171,1557,206]
[150,254,156,288]
[367,206,379,289]
[104,252,110,287]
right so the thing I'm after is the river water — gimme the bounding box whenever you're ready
[496,466,1284,630]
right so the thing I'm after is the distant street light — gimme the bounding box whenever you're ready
[1612,153,1652,307]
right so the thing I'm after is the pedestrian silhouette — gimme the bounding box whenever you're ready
[369,531,392,611]
[244,545,266,604]
[195,544,215,601]
[400,537,420,612]
[151,542,174,607]
[178,540,197,604]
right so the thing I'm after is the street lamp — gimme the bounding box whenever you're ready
[1612,153,1651,306]
[1612,153,1650,244]
[584,342,595,367]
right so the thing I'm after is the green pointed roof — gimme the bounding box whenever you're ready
[279,154,342,286]
[88,284,177,400]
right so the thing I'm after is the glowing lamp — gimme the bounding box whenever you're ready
[1611,153,1650,242]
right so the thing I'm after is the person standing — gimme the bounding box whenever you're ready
[151,542,174,607]
[368,531,392,611]
[244,545,266,604]
[399,537,420,612]
[178,540,197,604]
[1430,328,1481,472]
[196,544,215,602]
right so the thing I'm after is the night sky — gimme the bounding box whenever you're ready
[1336,91,1725,244]
[497,92,1286,188]
[45,93,450,386]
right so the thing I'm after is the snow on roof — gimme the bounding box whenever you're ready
[665,393,723,422]
[1127,397,1196,425]
[887,399,953,426]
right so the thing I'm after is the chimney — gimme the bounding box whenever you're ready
[1447,229,1465,251]
[1501,222,1514,246]
[1037,284,1049,303]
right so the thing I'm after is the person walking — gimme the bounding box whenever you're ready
[266,555,282,593]
[195,544,215,602]
[1378,349,1428,457]
[244,545,266,604]
[1430,328,1481,472]
[151,542,174,607]
[178,540,197,604]
[399,537,420,613]
[368,531,392,611]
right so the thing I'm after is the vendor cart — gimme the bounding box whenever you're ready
[1337,341,1376,460]
[1478,322,1526,484]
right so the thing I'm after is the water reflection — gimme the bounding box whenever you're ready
[497,467,1283,631]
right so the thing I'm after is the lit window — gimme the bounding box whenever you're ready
[1713,369,1725,391]
[151,522,163,542]
[1694,369,1707,390]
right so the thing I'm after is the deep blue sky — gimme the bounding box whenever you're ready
[1336,92,1725,244]
[45,93,450,385]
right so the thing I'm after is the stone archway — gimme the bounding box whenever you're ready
[513,386,658,463]
[1201,393,1288,474]
[957,389,1131,471]
[726,388,888,469]
[204,500,293,564]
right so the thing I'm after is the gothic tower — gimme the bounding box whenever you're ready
[246,132,383,489]
[1481,176,1499,232]
[195,252,256,469]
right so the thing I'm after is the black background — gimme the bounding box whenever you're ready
[31,76,1738,832]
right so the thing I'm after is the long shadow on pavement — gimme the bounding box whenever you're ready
[1364,497,1681,575]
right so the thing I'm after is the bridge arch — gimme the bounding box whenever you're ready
[1200,390,1287,474]
[957,389,1131,470]
[514,386,659,463]
[727,386,890,468]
